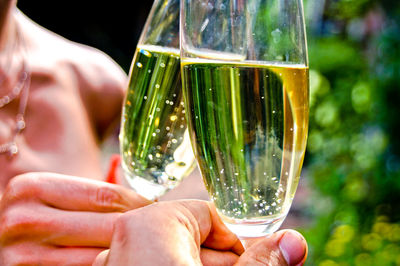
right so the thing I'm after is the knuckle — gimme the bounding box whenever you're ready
[0,207,30,243]
[3,173,41,201]
[92,186,122,210]
[112,213,135,242]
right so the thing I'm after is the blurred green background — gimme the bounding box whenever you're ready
[299,0,400,265]
[17,0,400,265]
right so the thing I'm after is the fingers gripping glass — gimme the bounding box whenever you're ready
[180,0,309,239]
[120,0,195,200]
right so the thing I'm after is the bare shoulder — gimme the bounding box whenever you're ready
[17,10,127,90]
[17,10,128,137]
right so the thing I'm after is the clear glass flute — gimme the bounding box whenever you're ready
[180,0,309,239]
[119,0,195,200]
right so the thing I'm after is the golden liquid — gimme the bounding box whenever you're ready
[120,45,195,193]
[182,59,308,222]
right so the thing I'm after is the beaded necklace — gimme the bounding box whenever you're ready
[0,22,31,157]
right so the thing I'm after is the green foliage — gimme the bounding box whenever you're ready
[301,0,400,265]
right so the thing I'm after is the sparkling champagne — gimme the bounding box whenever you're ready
[182,59,309,228]
[120,45,195,199]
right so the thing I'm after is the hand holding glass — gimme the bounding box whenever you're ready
[181,0,309,238]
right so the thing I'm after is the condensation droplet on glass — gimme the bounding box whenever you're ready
[136,62,143,68]
[273,110,276,114]
[285,172,289,176]
[264,172,267,176]
[195,116,199,119]
[155,84,160,89]
[148,154,153,160]
[172,139,178,144]
[173,94,177,97]
[160,63,166,68]
[144,96,147,100]
[148,70,152,73]
[166,100,170,104]
[261,96,265,99]
[169,101,174,105]
[156,153,161,158]
[155,129,160,133]
[166,126,170,131]
[220,168,224,174]
[156,107,160,112]
[234,173,239,176]
[152,133,156,137]
[180,125,184,128]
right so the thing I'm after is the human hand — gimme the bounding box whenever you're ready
[0,172,151,265]
[93,200,307,266]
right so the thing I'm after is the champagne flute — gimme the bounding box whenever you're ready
[180,0,309,239]
[120,0,195,200]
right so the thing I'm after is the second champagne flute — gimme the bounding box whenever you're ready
[120,0,195,200]
[181,0,309,239]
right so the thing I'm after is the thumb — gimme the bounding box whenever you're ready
[92,250,109,266]
[235,230,307,266]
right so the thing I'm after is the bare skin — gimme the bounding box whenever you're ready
[0,4,154,265]
[0,7,126,192]
[0,172,151,265]
[93,200,308,266]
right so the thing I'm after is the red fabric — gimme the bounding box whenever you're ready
[106,154,121,184]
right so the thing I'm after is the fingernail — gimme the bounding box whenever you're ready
[279,230,307,266]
